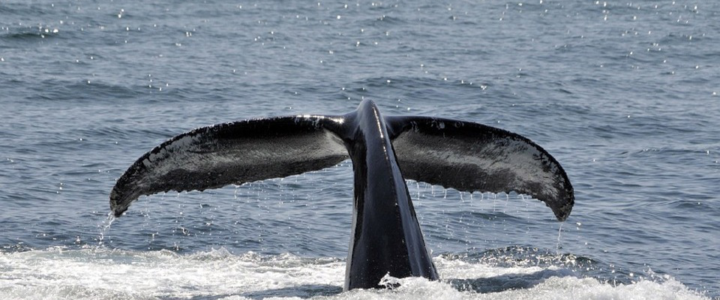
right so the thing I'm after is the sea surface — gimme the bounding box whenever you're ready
[1,0,718,299]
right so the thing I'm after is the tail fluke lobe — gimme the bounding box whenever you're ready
[110,116,348,217]
[385,116,574,221]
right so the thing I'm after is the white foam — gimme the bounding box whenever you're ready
[0,248,710,300]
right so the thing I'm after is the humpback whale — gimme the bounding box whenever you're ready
[110,99,574,290]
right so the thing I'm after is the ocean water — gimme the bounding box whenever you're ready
[1,0,718,299]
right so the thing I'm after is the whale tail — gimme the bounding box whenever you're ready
[109,100,574,290]
[385,116,573,221]
[110,116,349,217]
[110,114,573,220]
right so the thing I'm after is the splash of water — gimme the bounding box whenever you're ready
[0,248,710,300]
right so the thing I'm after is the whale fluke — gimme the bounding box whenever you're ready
[386,116,573,221]
[109,100,574,290]
[110,116,348,217]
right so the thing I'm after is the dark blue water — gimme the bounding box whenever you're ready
[1,1,718,299]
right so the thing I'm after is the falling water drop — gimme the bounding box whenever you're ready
[556,222,564,255]
[98,213,116,246]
